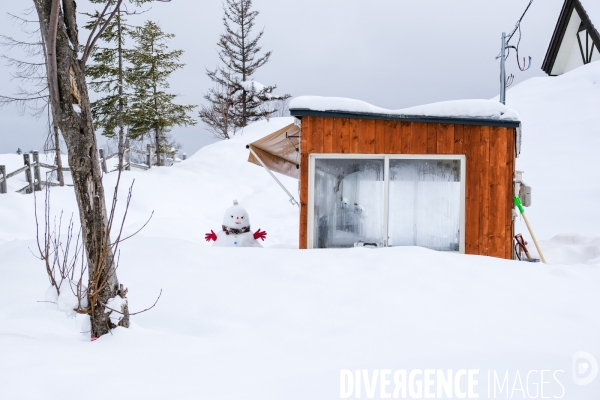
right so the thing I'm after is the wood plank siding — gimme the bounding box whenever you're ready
[299,116,517,259]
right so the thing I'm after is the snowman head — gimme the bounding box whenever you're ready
[223,200,250,229]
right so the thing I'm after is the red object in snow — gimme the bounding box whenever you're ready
[91,337,98,341]
[205,230,217,242]
[253,229,267,241]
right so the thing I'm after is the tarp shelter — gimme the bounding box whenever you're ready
[247,122,301,179]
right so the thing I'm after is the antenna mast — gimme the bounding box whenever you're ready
[497,0,534,104]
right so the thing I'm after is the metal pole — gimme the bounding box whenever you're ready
[247,145,299,207]
[500,32,507,105]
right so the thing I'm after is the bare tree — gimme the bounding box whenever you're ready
[263,97,290,118]
[33,180,159,332]
[0,12,48,117]
[198,82,237,140]
[0,10,65,185]
[200,0,290,136]
[30,0,161,338]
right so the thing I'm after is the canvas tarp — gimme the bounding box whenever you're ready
[247,122,301,179]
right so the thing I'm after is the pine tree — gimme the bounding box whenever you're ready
[84,4,133,169]
[200,0,289,136]
[126,21,196,166]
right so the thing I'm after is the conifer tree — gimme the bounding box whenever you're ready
[200,0,289,137]
[85,3,134,169]
[126,21,196,166]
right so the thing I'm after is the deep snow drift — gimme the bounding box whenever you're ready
[507,62,600,239]
[0,66,599,399]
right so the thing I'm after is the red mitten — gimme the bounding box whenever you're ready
[253,229,267,241]
[205,230,217,242]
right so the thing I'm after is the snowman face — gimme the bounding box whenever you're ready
[222,205,250,228]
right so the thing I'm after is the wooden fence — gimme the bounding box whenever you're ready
[1,147,186,195]
[0,151,71,194]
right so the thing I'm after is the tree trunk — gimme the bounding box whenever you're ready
[154,124,161,166]
[53,121,65,186]
[33,0,128,339]
[117,7,125,171]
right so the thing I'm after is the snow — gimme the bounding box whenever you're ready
[0,70,599,398]
[506,62,600,238]
[239,79,267,92]
[290,96,520,121]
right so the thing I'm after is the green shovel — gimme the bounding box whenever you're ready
[514,197,547,264]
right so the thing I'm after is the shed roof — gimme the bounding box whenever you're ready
[289,96,521,128]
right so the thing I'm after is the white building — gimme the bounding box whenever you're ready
[542,0,600,75]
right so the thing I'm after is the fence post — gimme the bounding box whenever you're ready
[32,150,41,191]
[0,165,6,194]
[99,149,108,173]
[23,153,33,194]
[182,153,187,161]
[146,144,152,169]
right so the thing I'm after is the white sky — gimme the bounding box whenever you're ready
[0,0,564,155]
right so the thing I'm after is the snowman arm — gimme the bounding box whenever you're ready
[253,229,267,241]
[205,230,218,242]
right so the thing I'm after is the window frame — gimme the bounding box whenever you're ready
[307,154,467,252]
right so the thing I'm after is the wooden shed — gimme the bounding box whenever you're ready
[248,97,522,259]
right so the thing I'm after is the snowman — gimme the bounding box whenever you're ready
[205,200,267,247]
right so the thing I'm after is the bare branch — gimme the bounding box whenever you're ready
[101,289,162,316]
[81,0,125,66]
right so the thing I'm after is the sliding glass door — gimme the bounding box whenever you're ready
[388,159,462,251]
[309,155,465,252]
[312,158,385,248]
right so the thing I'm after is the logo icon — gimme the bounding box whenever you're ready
[572,352,598,385]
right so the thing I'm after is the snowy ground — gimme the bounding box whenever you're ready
[1,67,600,398]
[508,62,600,238]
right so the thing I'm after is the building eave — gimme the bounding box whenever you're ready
[289,109,522,129]
[542,0,600,75]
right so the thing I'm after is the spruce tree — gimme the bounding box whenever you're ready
[200,0,289,136]
[85,4,134,169]
[126,21,196,166]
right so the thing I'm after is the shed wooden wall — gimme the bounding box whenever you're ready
[299,116,517,259]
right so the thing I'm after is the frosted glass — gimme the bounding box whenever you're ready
[388,159,461,251]
[314,159,384,248]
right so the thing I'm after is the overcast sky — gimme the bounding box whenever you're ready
[0,0,563,155]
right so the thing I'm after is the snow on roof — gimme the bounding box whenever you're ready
[580,0,600,30]
[289,96,520,122]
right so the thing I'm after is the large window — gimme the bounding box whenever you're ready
[309,155,466,252]
[313,159,385,248]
